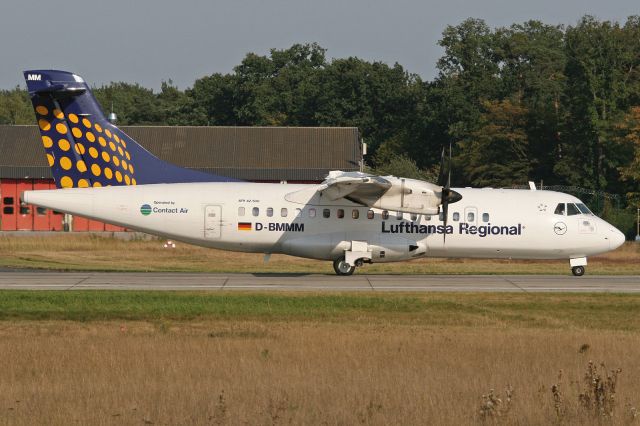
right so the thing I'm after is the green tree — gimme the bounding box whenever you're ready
[0,87,33,125]
[458,99,531,187]
[556,16,640,191]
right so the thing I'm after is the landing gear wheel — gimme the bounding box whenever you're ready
[572,266,585,277]
[333,257,356,276]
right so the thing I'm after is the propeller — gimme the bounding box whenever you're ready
[438,142,462,242]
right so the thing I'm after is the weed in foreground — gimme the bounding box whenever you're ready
[578,361,622,418]
[479,385,514,420]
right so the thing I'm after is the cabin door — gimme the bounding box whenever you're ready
[204,205,222,239]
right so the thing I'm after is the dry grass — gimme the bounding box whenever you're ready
[0,320,639,425]
[0,234,638,274]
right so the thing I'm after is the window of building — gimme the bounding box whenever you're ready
[410,213,418,221]
[266,207,273,217]
[323,208,330,218]
[2,197,13,205]
[396,211,403,220]
[352,209,359,219]
[252,207,259,217]
[382,210,389,220]
[238,207,245,216]
[281,208,288,217]
[452,212,460,221]
[36,207,47,216]
[367,210,374,219]
[3,207,13,215]
[467,212,475,222]
[337,209,344,219]
[309,208,316,218]
[554,203,565,215]
[567,203,580,216]
[482,213,490,222]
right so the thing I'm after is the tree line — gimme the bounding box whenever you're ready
[1,16,639,232]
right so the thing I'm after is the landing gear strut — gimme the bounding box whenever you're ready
[571,265,585,277]
[333,257,356,276]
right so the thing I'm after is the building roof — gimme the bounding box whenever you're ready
[0,125,362,181]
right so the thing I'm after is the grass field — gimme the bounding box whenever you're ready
[1,291,640,425]
[0,234,639,274]
[1,235,638,424]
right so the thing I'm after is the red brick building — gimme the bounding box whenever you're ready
[0,125,362,231]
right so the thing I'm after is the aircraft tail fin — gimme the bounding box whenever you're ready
[23,70,236,188]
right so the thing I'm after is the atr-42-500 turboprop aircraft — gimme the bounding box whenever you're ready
[21,70,626,276]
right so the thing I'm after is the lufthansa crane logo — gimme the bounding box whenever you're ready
[554,222,567,235]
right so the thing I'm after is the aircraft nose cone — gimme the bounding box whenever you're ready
[610,228,626,250]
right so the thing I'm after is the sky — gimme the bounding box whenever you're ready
[0,0,637,91]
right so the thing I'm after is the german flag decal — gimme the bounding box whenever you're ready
[238,222,252,231]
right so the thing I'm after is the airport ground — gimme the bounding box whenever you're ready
[0,292,639,425]
[0,233,639,275]
[1,235,639,425]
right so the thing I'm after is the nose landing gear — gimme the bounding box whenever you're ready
[570,257,587,276]
[571,265,585,276]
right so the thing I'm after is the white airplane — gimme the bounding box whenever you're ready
[21,70,626,276]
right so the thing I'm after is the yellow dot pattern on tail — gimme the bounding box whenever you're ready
[33,104,136,188]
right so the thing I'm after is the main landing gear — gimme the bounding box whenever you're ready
[333,257,356,276]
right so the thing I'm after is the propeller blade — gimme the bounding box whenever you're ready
[437,146,446,187]
[447,141,452,189]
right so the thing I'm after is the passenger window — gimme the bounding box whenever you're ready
[3,207,14,214]
[337,209,344,219]
[309,208,316,218]
[266,207,274,217]
[482,213,489,222]
[20,206,30,215]
[280,208,288,217]
[367,210,374,219]
[410,213,418,221]
[238,207,245,216]
[36,207,47,216]
[382,210,389,220]
[439,212,444,221]
[567,203,580,216]
[3,197,14,205]
[252,207,259,217]
[554,203,565,215]
[352,209,359,219]
[396,211,403,220]
[323,209,330,218]
[452,212,460,221]
[467,212,475,222]
[426,215,432,221]
[296,208,302,217]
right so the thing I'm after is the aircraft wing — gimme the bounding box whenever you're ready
[318,171,392,201]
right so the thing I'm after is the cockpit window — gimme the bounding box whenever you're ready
[567,203,580,216]
[554,203,565,215]
[576,203,593,215]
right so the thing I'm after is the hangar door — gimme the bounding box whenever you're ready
[204,205,222,239]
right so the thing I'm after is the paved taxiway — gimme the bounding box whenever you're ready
[0,271,638,292]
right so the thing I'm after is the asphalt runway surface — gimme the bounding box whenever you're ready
[0,271,638,292]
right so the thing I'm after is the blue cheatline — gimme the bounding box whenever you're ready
[23,70,240,189]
